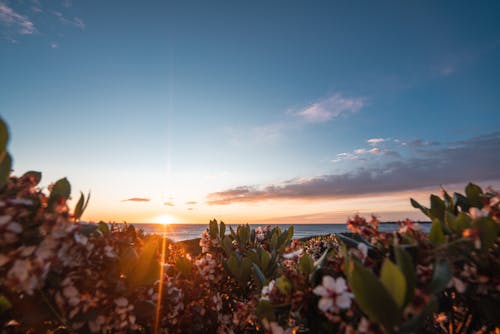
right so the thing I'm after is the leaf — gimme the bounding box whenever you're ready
[252,263,266,286]
[74,192,85,221]
[380,259,407,308]
[0,295,12,314]
[0,152,12,188]
[429,219,445,245]
[127,238,161,287]
[410,198,430,217]
[97,221,109,235]
[299,254,314,277]
[0,118,8,151]
[453,192,470,212]
[346,259,401,332]
[314,248,330,269]
[473,217,498,250]
[260,248,271,272]
[394,246,416,306]
[222,236,234,256]
[219,221,226,239]
[275,276,292,295]
[50,177,71,200]
[427,258,452,294]
[256,300,275,321]
[175,256,192,278]
[465,183,483,208]
[22,171,42,185]
[209,219,218,238]
[430,195,445,222]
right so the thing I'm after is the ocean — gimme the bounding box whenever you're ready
[133,223,430,242]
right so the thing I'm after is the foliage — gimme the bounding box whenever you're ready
[0,116,499,333]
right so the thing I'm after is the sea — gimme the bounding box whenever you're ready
[133,223,431,242]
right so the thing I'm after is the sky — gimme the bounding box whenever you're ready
[1,0,500,225]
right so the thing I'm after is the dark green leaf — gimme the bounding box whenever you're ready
[276,276,292,295]
[252,263,266,286]
[256,300,275,321]
[394,246,416,306]
[427,258,452,294]
[430,195,445,222]
[209,220,218,238]
[50,177,71,200]
[0,295,12,313]
[380,259,407,308]
[465,183,483,208]
[220,221,226,239]
[429,219,445,245]
[0,118,8,151]
[299,254,314,277]
[473,217,498,250]
[410,198,430,217]
[453,192,470,212]
[346,259,401,332]
[97,221,110,235]
[22,171,42,185]
[0,152,11,188]
[74,192,85,221]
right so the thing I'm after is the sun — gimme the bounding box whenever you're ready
[154,214,175,225]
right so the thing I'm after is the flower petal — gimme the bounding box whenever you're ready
[318,297,334,312]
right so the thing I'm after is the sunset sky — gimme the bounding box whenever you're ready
[1,1,500,224]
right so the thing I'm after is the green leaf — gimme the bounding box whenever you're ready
[127,238,161,287]
[74,192,85,221]
[473,217,498,250]
[410,198,430,217]
[427,258,452,294]
[209,219,218,238]
[465,183,483,208]
[256,300,275,321]
[394,246,416,306]
[314,248,330,269]
[222,236,234,256]
[275,276,292,295]
[252,263,266,286]
[0,152,11,188]
[0,118,8,151]
[97,221,109,235]
[260,248,271,272]
[50,177,71,200]
[220,221,226,239]
[380,259,407,308]
[0,295,12,314]
[453,192,470,212]
[22,171,42,185]
[175,256,192,278]
[429,219,445,245]
[346,259,401,332]
[299,254,314,277]
[430,195,445,222]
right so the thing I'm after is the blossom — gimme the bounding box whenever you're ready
[313,276,353,311]
[261,280,275,300]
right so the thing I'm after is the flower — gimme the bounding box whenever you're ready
[313,276,353,311]
[261,280,275,300]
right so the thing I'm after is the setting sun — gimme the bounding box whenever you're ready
[153,214,175,225]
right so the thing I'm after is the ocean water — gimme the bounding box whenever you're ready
[133,223,430,242]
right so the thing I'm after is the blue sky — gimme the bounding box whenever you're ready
[1,1,500,224]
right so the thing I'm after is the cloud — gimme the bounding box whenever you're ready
[296,93,365,123]
[399,139,439,147]
[163,201,175,207]
[207,132,500,204]
[50,42,58,48]
[334,147,400,163]
[51,11,85,30]
[367,138,387,146]
[122,197,150,202]
[186,201,197,205]
[0,3,36,35]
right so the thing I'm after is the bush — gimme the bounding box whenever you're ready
[0,117,499,333]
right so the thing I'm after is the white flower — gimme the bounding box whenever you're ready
[6,222,22,234]
[114,297,128,307]
[282,249,303,259]
[74,233,88,245]
[8,198,33,206]
[448,277,467,293]
[261,280,275,300]
[313,276,353,311]
[0,215,11,225]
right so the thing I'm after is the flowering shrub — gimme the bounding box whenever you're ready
[0,117,499,333]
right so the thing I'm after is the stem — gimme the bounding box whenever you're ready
[39,290,68,328]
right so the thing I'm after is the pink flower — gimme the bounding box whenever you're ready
[313,276,353,311]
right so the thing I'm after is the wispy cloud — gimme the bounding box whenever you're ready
[207,132,500,204]
[122,197,150,202]
[186,201,197,205]
[51,10,84,30]
[296,93,366,123]
[0,3,36,35]
[163,201,175,207]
